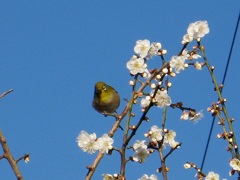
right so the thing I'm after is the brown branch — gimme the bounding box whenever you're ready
[0,130,24,180]
[85,152,104,180]
[0,89,13,99]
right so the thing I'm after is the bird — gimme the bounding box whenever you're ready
[92,81,120,115]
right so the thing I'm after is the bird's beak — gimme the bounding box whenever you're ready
[94,88,100,95]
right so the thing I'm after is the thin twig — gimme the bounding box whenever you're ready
[0,89,13,99]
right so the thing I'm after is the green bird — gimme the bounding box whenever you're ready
[92,81,120,115]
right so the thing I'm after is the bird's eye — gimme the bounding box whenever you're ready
[103,86,107,90]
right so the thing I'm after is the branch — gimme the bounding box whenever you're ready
[85,102,131,180]
[199,45,239,158]
[0,130,24,180]
[0,89,13,99]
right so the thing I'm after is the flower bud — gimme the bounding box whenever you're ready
[162,68,168,74]
[184,163,191,169]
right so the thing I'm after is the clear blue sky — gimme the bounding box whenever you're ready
[0,1,240,179]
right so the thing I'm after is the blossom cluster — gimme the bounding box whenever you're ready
[169,48,202,74]
[131,125,179,163]
[76,131,114,154]
[126,21,209,78]
[182,20,210,44]
[126,39,163,76]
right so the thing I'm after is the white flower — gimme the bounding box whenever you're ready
[230,158,240,171]
[205,171,220,180]
[102,174,114,180]
[141,96,151,108]
[97,134,114,153]
[152,90,172,108]
[192,54,201,59]
[134,39,151,58]
[164,130,177,147]
[181,49,190,60]
[132,147,150,163]
[169,55,186,73]
[164,130,179,148]
[149,125,163,142]
[133,140,148,150]
[190,110,204,123]
[187,21,210,39]
[182,34,193,44]
[169,140,179,148]
[139,174,158,180]
[126,56,147,75]
[76,131,98,154]
[148,42,162,57]
[180,111,189,120]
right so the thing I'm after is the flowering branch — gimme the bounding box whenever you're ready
[78,20,240,180]
[184,162,206,179]
[199,44,239,158]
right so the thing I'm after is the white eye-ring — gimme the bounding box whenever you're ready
[103,86,107,90]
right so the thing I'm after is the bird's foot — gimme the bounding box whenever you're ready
[102,112,120,119]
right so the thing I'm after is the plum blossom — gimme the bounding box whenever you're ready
[230,158,240,171]
[152,90,172,108]
[76,131,98,154]
[132,147,150,163]
[97,134,114,153]
[205,171,219,180]
[141,96,151,108]
[164,130,179,148]
[139,174,158,180]
[134,39,162,59]
[190,110,204,123]
[133,140,148,151]
[182,34,193,44]
[134,39,151,58]
[148,125,163,142]
[169,55,187,73]
[148,42,162,57]
[187,20,210,39]
[126,55,147,75]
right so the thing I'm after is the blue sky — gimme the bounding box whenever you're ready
[0,1,240,179]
